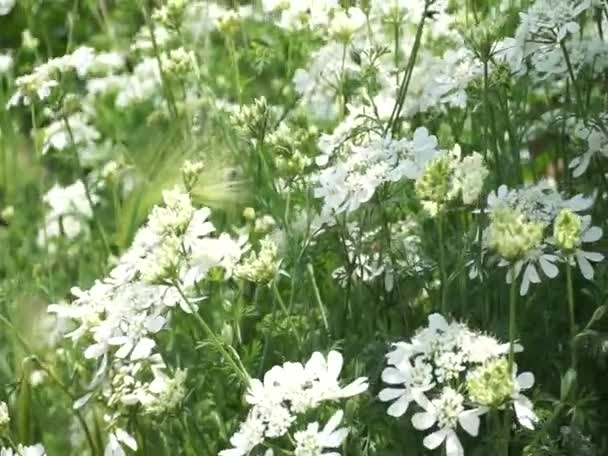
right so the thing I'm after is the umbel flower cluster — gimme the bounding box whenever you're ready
[221,350,368,456]
[381,314,537,456]
[475,182,603,295]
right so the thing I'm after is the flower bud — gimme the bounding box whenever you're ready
[553,209,582,252]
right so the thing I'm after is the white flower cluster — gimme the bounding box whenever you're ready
[293,42,359,121]
[477,181,603,294]
[331,220,428,291]
[0,445,46,456]
[236,236,281,284]
[86,57,162,109]
[415,48,484,113]
[49,184,249,454]
[8,47,113,107]
[221,350,368,456]
[0,53,13,75]
[262,0,340,32]
[314,125,440,220]
[380,314,537,456]
[0,0,14,16]
[569,117,608,177]
[499,0,599,78]
[37,180,97,251]
[415,145,489,216]
[42,113,101,158]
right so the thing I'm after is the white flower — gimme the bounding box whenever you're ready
[0,0,15,15]
[571,216,603,280]
[0,402,9,428]
[512,370,538,430]
[0,444,46,456]
[224,350,366,456]
[304,350,369,402]
[329,7,366,41]
[379,357,434,417]
[37,180,97,248]
[503,248,560,296]
[294,410,349,456]
[219,413,266,456]
[412,387,483,456]
[42,113,101,156]
[0,53,13,75]
[105,429,137,456]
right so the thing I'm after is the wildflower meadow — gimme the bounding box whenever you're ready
[1,0,608,455]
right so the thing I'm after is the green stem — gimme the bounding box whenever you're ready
[307,264,330,335]
[271,281,302,345]
[173,283,250,384]
[560,40,583,116]
[61,115,112,258]
[226,37,242,105]
[26,356,98,456]
[566,260,577,368]
[437,213,448,315]
[385,0,430,135]
[508,273,517,371]
[140,1,179,119]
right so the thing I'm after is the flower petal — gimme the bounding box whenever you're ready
[327,350,344,380]
[445,430,464,456]
[539,256,559,278]
[381,367,408,384]
[576,251,594,280]
[422,429,448,450]
[514,395,538,430]
[387,395,411,417]
[516,372,535,390]
[379,388,404,402]
[412,411,436,430]
[582,226,602,243]
[458,410,481,437]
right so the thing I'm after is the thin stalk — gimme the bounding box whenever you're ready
[437,213,448,314]
[271,281,302,345]
[173,283,250,384]
[226,36,242,105]
[307,264,330,335]
[508,274,517,371]
[61,115,112,258]
[566,260,577,368]
[386,0,430,135]
[560,40,583,116]
[140,1,179,119]
[28,356,98,456]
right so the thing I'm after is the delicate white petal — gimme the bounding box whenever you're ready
[327,351,344,380]
[340,377,369,397]
[428,313,449,331]
[582,226,602,243]
[539,256,559,278]
[576,251,594,280]
[514,396,538,430]
[516,372,535,390]
[130,338,155,360]
[323,410,344,436]
[422,429,448,450]
[387,395,411,417]
[582,251,603,262]
[381,367,408,384]
[115,429,138,451]
[412,411,436,430]
[458,410,481,437]
[445,430,464,456]
[323,428,349,448]
[378,388,404,402]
